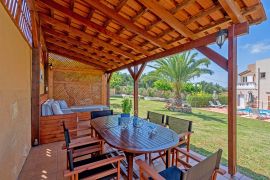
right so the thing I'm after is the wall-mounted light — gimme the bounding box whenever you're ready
[48,63,53,70]
[216,29,228,49]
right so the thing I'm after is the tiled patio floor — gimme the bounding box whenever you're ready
[18,141,251,180]
[18,121,251,180]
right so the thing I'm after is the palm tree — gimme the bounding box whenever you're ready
[149,51,213,106]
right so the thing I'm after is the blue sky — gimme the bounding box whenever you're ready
[121,0,270,87]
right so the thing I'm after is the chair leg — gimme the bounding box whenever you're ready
[148,153,152,165]
[172,149,175,166]
[186,136,191,163]
[176,150,179,167]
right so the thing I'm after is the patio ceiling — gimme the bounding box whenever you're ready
[35,0,266,72]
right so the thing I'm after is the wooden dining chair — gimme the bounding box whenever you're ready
[145,111,166,162]
[90,110,113,137]
[146,111,166,126]
[136,149,225,180]
[62,122,104,161]
[64,149,124,180]
[150,116,193,165]
[91,110,113,119]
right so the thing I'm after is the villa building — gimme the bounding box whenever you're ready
[237,59,270,109]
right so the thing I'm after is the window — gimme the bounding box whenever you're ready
[242,76,247,82]
[260,72,266,79]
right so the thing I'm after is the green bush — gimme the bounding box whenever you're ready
[121,98,132,114]
[218,95,228,105]
[187,93,228,107]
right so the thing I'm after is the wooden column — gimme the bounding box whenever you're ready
[106,73,112,106]
[133,66,139,116]
[31,47,41,145]
[128,63,146,116]
[228,24,237,176]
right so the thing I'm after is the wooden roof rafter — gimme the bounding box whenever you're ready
[42,27,125,64]
[47,44,108,70]
[47,43,113,69]
[35,0,266,72]
[39,14,136,62]
[36,0,151,56]
[82,0,171,50]
[45,36,121,67]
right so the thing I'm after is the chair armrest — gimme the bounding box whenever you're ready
[178,131,193,138]
[64,155,124,177]
[62,137,102,150]
[69,137,103,149]
[135,159,165,180]
[69,126,91,133]
[215,168,226,175]
[175,147,202,162]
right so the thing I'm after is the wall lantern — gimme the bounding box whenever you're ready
[48,63,53,70]
[216,29,228,48]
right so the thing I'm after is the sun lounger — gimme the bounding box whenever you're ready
[209,101,219,108]
[216,100,226,108]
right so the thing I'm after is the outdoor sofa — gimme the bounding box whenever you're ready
[40,98,109,144]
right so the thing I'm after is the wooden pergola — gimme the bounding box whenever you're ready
[3,0,265,177]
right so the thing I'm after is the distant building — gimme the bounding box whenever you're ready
[237,59,270,109]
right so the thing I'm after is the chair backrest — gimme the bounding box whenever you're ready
[216,100,222,106]
[209,101,215,106]
[62,121,71,148]
[147,111,165,125]
[91,110,113,119]
[182,149,222,180]
[166,116,192,134]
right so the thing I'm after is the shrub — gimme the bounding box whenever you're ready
[187,93,228,107]
[121,98,132,114]
[218,95,228,105]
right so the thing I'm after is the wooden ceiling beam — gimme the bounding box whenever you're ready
[196,46,228,71]
[108,22,249,73]
[45,36,120,67]
[37,0,150,56]
[183,5,223,25]
[82,0,171,49]
[39,14,136,62]
[43,27,125,64]
[218,0,246,23]
[140,0,197,39]
[47,43,112,69]
[48,45,107,70]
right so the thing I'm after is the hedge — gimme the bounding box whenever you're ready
[186,93,228,107]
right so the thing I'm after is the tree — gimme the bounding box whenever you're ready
[196,81,226,94]
[110,72,123,88]
[140,71,159,88]
[154,79,172,91]
[149,51,213,106]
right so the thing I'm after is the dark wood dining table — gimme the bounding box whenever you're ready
[91,115,179,180]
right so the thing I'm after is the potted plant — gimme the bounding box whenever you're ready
[121,97,132,117]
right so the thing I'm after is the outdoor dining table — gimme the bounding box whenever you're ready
[91,115,179,180]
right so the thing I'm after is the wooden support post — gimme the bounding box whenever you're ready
[133,66,139,116]
[128,63,146,116]
[228,24,237,176]
[106,73,112,106]
[31,47,41,145]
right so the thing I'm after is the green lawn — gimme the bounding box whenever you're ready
[110,97,270,179]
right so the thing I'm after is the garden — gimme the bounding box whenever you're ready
[109,52,270,179]
[110,97,270,179]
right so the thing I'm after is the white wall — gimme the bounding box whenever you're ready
[256,59,270,109]
[0,4,32,179]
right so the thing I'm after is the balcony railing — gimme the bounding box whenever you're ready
[237,82,256,89]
